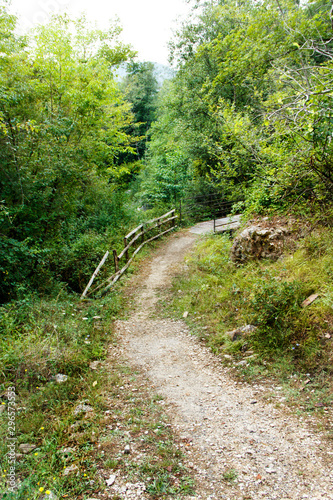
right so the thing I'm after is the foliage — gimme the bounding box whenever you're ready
[118,61,159,163]
[0,7,140,301]
[140,0,333,213]
[0,289,195,498]
[167,224,333,367]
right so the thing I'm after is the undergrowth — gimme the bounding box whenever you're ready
[0,237,194,499]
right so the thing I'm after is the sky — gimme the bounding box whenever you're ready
[8,0,193,66]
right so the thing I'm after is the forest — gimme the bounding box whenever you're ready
[1,0,333,497]
[1,0,333,302]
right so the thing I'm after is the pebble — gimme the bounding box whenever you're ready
[63,464,78,476]
[18,444,37,454]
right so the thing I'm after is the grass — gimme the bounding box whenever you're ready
[163,224,333,428]
[222,468,238,483]
[0,240,194,500]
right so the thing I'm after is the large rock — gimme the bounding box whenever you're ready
[231,225,288,263]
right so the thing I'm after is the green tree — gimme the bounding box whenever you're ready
[0,9,137,300]
[119,61,159,162]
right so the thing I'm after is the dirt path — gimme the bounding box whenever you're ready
[114,230,333,500]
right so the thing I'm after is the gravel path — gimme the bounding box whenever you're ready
[115,230,333,499]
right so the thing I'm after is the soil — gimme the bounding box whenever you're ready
[113,229,333,500]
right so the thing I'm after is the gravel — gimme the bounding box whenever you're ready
[113,231,333,499]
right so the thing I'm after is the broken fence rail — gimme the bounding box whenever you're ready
[80,209,177,299]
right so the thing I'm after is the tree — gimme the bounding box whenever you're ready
[0,8,137,300]
[144,0,333,212]
[119,61,159,162]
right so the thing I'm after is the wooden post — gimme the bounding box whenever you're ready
[141,224,145,244]
[124,237,128,262]
[80,251,109,299]
[113,249,119,273]
[179,200,182,226]
[214,217,216,233]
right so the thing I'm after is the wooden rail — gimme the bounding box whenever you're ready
[80,209,177,299]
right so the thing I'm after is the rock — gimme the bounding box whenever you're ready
[18,443,37,454]
[0,404,5,414]
[226,325,257,342]
[231,225,288,263]
[63,464,79,476]
[54,374,68,383]
[89,361,101,370]
[73,403,94,416]
[183,311,189,318]
[124,444,131,454]
[106,474,116,486]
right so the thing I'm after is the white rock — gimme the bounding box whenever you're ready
[73,403,94,415]
[105,474,116,486]
[63,464,78,476]
[18,444,37,454]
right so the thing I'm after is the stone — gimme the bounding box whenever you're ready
[54,374,68,383]
[183,311,189,318]
[89,361,101,370]
[231,225,288,263]
[63,464,78,476]
[124,444,131,454]
[106,474,116,486]
[73,403,94,416]
[18,443,37,454]
[226,325,257,342]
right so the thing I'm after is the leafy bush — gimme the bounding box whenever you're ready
[249,277,306,351]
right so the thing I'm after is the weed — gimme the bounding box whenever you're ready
[222,468,238,483]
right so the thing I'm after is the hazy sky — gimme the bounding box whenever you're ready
[8,0,193,65]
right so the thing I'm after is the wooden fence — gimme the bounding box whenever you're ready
[80,209,177,299]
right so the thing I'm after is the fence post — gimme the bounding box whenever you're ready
[179,200,182,226]
[141,224,145,244]
[214,217,216,233]
[113,249,119,273]
[124,237,128,262]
